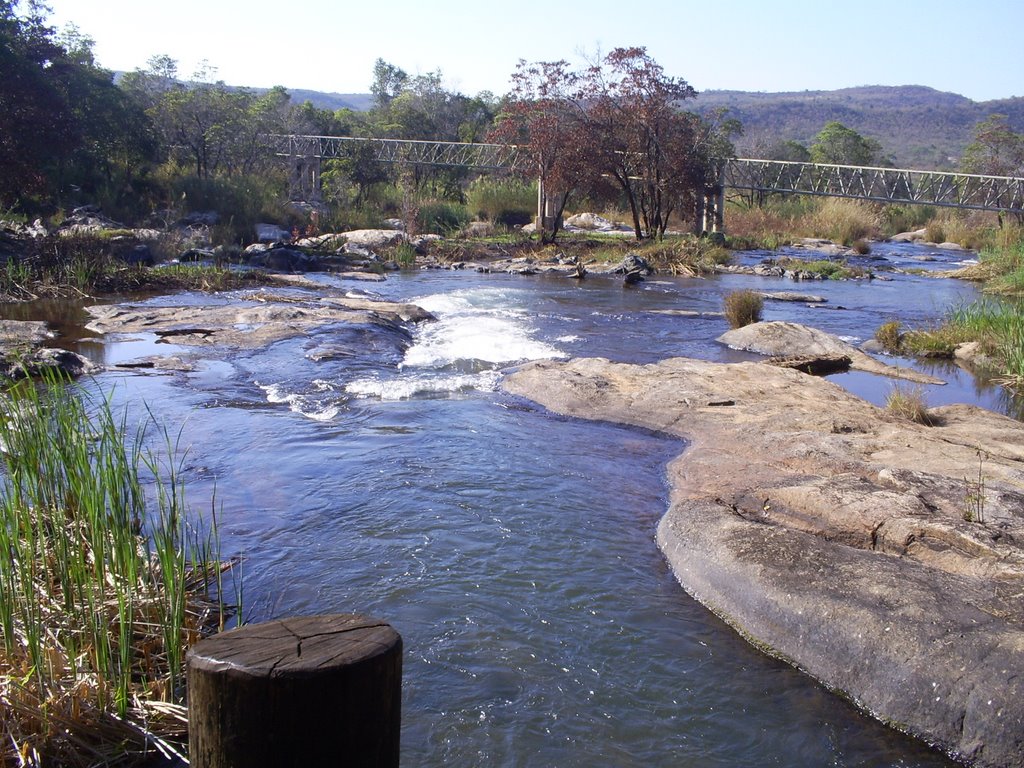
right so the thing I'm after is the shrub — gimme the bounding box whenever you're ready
[723,289,764,329]
[850,238,871,255]
[885,384,933,425]
[417,201,470,235]
[875,320,903,352]
[925,221,946,244]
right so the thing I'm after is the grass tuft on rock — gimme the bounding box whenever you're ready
[885,383,934,425]
[723,289,764,329]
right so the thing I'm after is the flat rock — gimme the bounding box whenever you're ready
[718,321,945,385]
[84,295,433,349]
[759,291,826,303]
[502,356,1024,767]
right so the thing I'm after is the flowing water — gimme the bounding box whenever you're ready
[41,241,1015,766]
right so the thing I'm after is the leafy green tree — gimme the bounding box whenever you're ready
[810,121,889,166]
[0,2,154,210]
[962,114,1024,224]
[370,58,407,110]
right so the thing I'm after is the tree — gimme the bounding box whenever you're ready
[961,114,1024,178]
[492,47,734,242]
[0,2,154,210]
[962,114,1024,224]
[370,58,407,110]
[810,121,888,166]
[490,59,596,243]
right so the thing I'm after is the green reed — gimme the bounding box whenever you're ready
[0,372,236,764]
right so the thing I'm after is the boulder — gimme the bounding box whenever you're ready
[565,212,614,230]
[255,223,291,243]
[339,229,407,248]
[890,228,927,243]
[246,246,316,272]
[503,356,1024,767]
[759,291,827,303]
[718,321,944,385]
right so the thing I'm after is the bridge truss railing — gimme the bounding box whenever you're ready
[265,134,523,172]
[724,158,1024,213]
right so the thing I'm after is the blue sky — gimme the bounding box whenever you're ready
[43,0,1023,102]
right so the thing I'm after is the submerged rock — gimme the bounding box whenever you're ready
[503,356,1024,767]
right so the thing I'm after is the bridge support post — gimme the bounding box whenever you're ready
[536,177,561,232]
[289,156,322,202]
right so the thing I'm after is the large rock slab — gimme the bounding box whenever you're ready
[719,321,944,385]
[85,294,433,349]
[503,356,1024,767]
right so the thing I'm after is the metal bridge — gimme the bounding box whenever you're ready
[266,134,1024,226]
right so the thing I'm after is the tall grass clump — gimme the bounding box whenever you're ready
[946,299,1024,389]
[885,384,934,425]
[0,374,236,765]
[465,177,536,228]
[723,289,764,329]
[806,198,879,245]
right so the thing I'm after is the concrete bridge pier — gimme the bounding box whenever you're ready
[289,156,322,202]
[701,185,725,234]
[536,177,561,231]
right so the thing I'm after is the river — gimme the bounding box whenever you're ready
[53,240,1011,765]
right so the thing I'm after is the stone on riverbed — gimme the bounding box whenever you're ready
[502,355,1024,767]
[718,321,944,385]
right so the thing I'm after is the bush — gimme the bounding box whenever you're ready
[723,289,764,329]
[807,198,879,245]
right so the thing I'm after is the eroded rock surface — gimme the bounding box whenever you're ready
[503,356,1024,767]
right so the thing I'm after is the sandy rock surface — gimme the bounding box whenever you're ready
[503,356,1024,767]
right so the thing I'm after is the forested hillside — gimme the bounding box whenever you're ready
[691,85,1024,169]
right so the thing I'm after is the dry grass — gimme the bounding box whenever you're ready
[723,289,764,329]
[885,384,934,425]
[875,320,903,353]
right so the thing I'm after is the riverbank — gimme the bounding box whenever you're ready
[502,355,1024,768]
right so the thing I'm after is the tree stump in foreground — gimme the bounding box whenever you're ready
[187,614,402,768]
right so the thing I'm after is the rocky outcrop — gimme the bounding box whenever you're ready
[718,321,945,385]
[84,293,433,350]
[0,319,93,379]
[502,356,1024,767]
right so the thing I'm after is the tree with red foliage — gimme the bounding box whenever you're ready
[490,60,599,244]
[492,47,738,242]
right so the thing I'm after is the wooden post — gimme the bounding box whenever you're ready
[187,614,402,768]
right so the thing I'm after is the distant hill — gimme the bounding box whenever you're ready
[284,89,374,112]
[692,85,1024,170]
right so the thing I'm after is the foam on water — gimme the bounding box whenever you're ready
[258,381,340,421]
[401,287,566,370]
[346,370,502,401]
